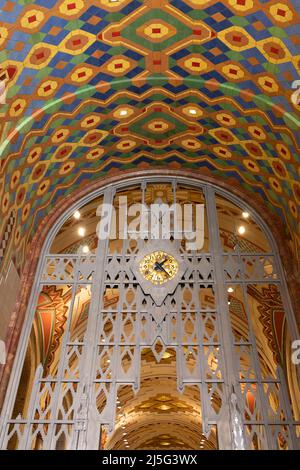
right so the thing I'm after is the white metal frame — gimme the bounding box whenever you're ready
[0,175,299,450]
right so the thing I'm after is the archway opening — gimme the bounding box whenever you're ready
[1,178,299,450]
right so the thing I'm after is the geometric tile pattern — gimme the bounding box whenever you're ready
[0,0,300,271]
[0,210,15,258]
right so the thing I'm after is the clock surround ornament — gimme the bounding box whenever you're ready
[139,250,179,285]
[131,240,187,306]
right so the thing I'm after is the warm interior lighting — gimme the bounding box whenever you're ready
[78,226,86,237]
[227,287,234,293]
[162,351,171,359]
[242,211,249,219]
[73,210,81,219]
[119,109,128,116]
[82,245,89,253]
[238,225,246,235]
[189,108,197,115]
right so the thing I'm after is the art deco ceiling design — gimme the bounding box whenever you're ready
[0,0,299,272]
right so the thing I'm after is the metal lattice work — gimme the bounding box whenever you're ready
[0,177,299,450]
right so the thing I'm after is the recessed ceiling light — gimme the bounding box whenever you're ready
[119,109,128,116]
[238,225,246,235]
[189,108,197,115]
[82,245,89,254]
[73,210,81,219]
[227,287,234,293]
[78,227,86,237]
[125,445,129,448]
[242,211,249,219]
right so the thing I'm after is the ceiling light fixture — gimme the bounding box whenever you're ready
[242,211,249,219]
[82,245,89,254]
[78,227,86,237]
[227,287,234,293]
[238,225,246,235]
[73,210,81,220]
[189,108,197,115]
[119,109,128,116]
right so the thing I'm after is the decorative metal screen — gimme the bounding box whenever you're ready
[0,178,299,450]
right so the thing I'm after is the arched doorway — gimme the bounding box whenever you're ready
[0,177,299,450]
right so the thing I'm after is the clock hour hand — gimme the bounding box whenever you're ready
[160,258,168,266]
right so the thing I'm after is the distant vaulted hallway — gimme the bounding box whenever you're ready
[0,0,299,451]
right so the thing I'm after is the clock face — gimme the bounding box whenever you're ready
[139,251,179,285]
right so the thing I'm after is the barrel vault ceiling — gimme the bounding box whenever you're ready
[0,0,299,272]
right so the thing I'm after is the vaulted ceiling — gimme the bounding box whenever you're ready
[0,0,299,273]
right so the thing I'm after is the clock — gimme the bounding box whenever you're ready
[139,251,179,285]
[130,241,187,307]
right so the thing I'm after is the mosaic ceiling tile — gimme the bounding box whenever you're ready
[0,0,300,272]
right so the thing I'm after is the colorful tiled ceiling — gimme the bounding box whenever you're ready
[0,0,300,271]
